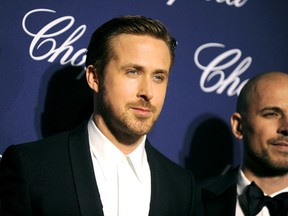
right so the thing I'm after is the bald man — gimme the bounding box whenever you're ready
[195,72,288,216]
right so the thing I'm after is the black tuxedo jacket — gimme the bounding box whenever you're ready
[0,122,194,216]
[194,168,238,216]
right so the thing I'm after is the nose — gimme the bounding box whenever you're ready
[137,77,154,101]
[277,116,288,136]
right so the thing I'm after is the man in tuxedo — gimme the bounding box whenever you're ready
[195,71,288,216]
[0,15,194,216]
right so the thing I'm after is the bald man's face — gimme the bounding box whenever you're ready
[241,74,288,173]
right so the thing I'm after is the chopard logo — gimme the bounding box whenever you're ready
[167,0,176,5]
[22,8,87,67]
[194,43,251,96]
[206,0,248,7]
[168,0,249,6]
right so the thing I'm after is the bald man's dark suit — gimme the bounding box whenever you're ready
[194,168,238,216]
[0,122,194,216]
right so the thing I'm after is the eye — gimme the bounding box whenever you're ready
[127,69,139,76]
[153,73,167,83]
[263,112,279,118]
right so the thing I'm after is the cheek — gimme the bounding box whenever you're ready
[106,87,133,104]
[105,76,135,97]
[153,85,167,105]
[244,123,269,150]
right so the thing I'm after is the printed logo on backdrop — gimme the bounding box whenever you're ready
[22,8,87,67]
[168,0,249,7]
[194,43,251,96]
[206,0,248,7]
[166,0,176,5]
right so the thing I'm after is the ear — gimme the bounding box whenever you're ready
[86,65,100,93]
[230,112,243,139]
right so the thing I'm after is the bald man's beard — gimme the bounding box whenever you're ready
[246,143,288,176]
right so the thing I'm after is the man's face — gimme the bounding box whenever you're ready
[96,34,171,142]
[241,75,288,173]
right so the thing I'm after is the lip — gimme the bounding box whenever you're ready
[271,142,288,152]
[131,107,151,116]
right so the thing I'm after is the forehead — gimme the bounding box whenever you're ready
[111,34,168,51]
[250,75,288,109]
[110,34,171,65]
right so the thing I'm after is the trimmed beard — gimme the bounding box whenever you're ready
[246,143,288,176]
[96,84,158,145]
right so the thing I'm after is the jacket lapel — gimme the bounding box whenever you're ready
[69,122,104,216]
[145,141,194,216]
[202,170,238,216]
[145,141,162,216]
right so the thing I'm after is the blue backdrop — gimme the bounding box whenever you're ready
[1,0,288,179]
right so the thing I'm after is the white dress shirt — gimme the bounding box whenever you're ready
[87,117,151,216]
[236,169,288,216]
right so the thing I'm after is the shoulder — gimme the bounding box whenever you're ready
[4,121,87,152]
[1,122,88,167]
[195,167,239,197]
[3,131,69,157]
[194,168,239,216]
[0,132,69,176]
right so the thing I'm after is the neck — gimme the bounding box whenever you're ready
[116,142,143,155]
[242,155,288,194]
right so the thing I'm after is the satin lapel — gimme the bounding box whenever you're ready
[146,141,173,216]
[69,123,104,216]
[145,141,160,216]
[202,172,237,216]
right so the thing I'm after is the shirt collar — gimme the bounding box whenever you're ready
[126,138,147,183]
[87,116,147,182]
[237,169,251,196]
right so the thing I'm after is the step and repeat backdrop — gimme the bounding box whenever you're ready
[1,0,288,179]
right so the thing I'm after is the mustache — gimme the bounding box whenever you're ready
[268,136,288,144]
[126,100,157,113]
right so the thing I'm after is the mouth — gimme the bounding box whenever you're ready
[270,141,288,152]
[131,106,152,116]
